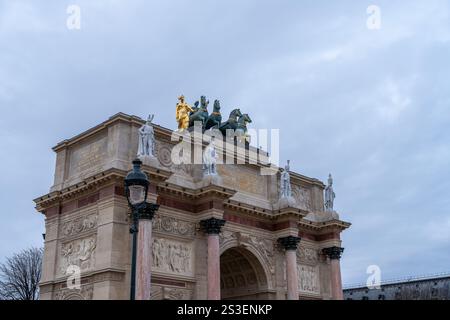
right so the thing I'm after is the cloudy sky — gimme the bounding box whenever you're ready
[0,0,449,286]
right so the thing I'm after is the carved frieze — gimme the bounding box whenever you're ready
[54,284,94,300]
[60,214,98,238]
[59,235,96,275]
[220,230,275,275]
[151,286,193,300]
[152,238,193,276]
[164,287,192,300]
[292,185,312,211]
[298,265,320,295]
[297,246,319,265]
[153,215,196,237]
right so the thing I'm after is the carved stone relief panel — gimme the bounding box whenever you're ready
[152,238,194,276]
[296,246,319,266]
[59,234,96,275]
[150,286,193,300]
[156,141,193,176]
[292,185,312,211]
[153,215,196,238]
[298,264,320,295]
[54,283,94,300]
[164,287,193,300]
[220,230,275,277]
[60,214,98,238]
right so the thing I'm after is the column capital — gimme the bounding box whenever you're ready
[322,246,344,260]
[278,235,301,250]
[137,202,160,220]
[200,217,226,234]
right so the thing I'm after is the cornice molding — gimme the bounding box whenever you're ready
[34,166,172,212]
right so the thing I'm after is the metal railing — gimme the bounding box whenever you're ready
[343,271,450,290]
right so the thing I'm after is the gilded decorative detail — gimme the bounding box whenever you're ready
[176,95,194,131]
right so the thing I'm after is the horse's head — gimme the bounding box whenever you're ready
[229,108,242,119]
[200,96,209,109]
[242,113,252,124]
[213,100,221,112]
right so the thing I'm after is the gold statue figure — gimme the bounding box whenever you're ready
[176,95,193,130]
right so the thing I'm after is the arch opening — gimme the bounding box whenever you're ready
[220,247,272,300]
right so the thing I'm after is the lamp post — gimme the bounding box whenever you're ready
[124,158,150,300]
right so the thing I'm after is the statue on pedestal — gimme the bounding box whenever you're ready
[176,95,194,131]
[277,160,296,209]
[324,174,335,212]
[203,137,218,176]
[280,160,292,198]
[137,114,156,158]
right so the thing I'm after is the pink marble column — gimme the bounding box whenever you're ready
[278,236,301,300]
[200,217,226,300]
[136,219,152,300]
[286,249,299,300]
[323,246,344,300]
[330,259,343,300]
[207,234,221,300]
[134,202,159,300]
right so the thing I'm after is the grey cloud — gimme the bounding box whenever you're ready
[0,1,449,285]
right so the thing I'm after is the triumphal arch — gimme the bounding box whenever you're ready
[35,96,350,300]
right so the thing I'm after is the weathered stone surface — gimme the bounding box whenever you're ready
[35,113,350,300]
[152,238,194,276]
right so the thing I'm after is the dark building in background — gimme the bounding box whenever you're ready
[344,273,450,300]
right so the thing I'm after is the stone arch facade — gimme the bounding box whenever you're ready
[35,113,350,300]
[219,231,275,291]
[220,246,273,300]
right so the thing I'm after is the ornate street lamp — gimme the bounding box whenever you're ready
[124,158,149,300]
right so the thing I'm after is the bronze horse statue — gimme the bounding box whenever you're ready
[219,108,242,136]
[235,113,252,144]
[205,100,222,130]
[189,96,209,128]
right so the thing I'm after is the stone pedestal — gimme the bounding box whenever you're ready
[138,155,160,168]
[275,196,297,210]
[201,174,223,187]
[278,236,301,300]
[200,217,226,300]
[323,246,344,300]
